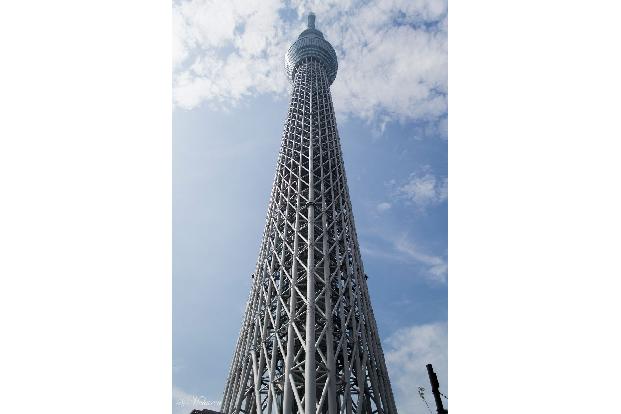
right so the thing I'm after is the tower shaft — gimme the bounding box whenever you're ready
[221,16,398,414]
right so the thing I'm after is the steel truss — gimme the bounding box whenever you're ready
[221,15,398,414]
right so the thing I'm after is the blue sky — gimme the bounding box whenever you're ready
[173,1,447,412]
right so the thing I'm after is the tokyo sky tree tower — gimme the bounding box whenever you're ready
[220,13,398,414]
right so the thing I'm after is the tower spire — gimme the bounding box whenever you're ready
[307,12,316,29]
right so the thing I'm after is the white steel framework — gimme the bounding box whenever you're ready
[221,14,398,414]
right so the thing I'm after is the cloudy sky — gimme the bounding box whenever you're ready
[172,0,447,413]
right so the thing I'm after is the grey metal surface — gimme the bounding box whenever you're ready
[285,13,338,85]
[220,14,398,414]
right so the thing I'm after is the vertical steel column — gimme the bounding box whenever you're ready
[319,68,337,414]
[282,65,307,414]
[266,150,293,414]
[304,62,317,414]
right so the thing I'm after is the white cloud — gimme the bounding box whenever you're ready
[398,168,448,208]
[377,201,392,212]
[362,233,447,283]
[172,0,447,127]
[172,385,222,414]
[385,321,448,414]
[394,235,447,283]
[172,0,291,109]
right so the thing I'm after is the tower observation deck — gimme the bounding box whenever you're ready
[220,13,398,414]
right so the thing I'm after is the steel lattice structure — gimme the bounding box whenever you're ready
[221,14,398,414]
